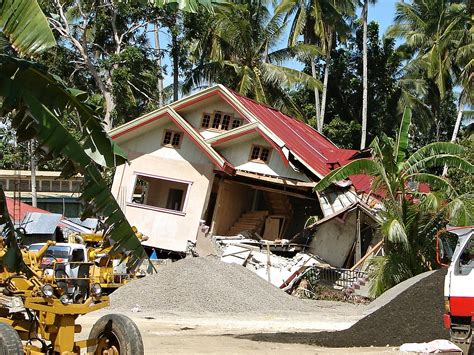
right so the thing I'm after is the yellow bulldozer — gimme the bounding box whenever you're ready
[0,237,144,354]
[0,190,145,355]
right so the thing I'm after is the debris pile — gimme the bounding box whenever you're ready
[219,241,327,289]
[109,256,317,313]
[241,268,449,346]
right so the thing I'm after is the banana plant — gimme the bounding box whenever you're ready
[314,107,474,296]
[0,0,56,55]
[0,1,148,269]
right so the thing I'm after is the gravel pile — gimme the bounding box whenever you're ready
[109,256,316,313]
[241,268,449,347]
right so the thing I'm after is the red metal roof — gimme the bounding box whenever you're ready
[5,197,50,223]
[229,91,358,177]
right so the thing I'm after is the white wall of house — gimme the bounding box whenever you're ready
[111,120,215,252]
[307,211,357,267]
[218,137,309,181]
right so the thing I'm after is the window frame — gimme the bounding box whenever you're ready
[248,144,272,164]
[161,129,184,149]
[202,111,242,132]
[200,113,212,129]
[127,172,193,216]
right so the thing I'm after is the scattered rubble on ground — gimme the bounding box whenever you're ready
[109,256,321,313]
[238,268,449,347]
[203,234,371,300]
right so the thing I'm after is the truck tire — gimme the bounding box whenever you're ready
[89,314,144,355]
[0,323,23,355]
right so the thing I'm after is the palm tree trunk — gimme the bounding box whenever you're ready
[171,14,180,102]
[154,23,164,107]
[172,32,179,102]
[360,0,369,149]
[450,91,465,143]
[442,91,465,176]
[311,59,322,131]
[320,31,333,131]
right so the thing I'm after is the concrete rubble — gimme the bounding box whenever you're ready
[216,236,328,290]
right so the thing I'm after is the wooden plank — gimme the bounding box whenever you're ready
[263,218,280,240]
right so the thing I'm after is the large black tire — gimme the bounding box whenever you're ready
[89,314,144,355]
[0,323,23,355]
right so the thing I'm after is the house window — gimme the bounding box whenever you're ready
[231,119,242,129]
[41,180,52,192]
[249,145,272,163]
[60,180,71,192]
[211,112,222,129]
[71,181,81,192]
[131,174,191,213]
[201,113,211,128]
[221,114,231,130]
[52,180,61,191]
[202,111,242,132]
[162,130,183,148]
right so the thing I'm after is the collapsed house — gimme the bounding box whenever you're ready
[109,85,378,268]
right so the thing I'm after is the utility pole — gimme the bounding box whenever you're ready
[30,139,37,207]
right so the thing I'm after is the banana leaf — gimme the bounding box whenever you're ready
[0,0,55,55]
[0,56,147,270]
[0,187,25,273]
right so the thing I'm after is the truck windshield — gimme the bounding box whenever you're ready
[29,245,71,260]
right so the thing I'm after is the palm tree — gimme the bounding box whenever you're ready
[360,0,377,149]
[315,107,474,296]
[388,0,471,143]
[0,0,147,267]
[276,0,355,131]
[184,1,321,118]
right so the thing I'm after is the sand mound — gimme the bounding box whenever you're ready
[110,256,316,313]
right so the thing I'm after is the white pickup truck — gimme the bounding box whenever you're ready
[443,227,473,354]
[29,242,87,279]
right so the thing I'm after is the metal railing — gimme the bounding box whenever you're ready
[305,266,368,289]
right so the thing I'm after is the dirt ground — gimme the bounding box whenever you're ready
[78,301,401,354]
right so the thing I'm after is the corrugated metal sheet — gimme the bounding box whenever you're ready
[230,91,359,177]
[67,218,98,230]
[21,212,62,235]
[59,219,93,233]
[318,189,359,217]
[6,198,50,223]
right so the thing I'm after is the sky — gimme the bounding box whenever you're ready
[160,0,399,88]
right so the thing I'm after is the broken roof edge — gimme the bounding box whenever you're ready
[308,200,380,229]
[234,170,315,188]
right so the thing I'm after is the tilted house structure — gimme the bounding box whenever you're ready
[110,85,365,253]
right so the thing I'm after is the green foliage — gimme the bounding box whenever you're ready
[184,1,321,117]
[448,134,474,195]
[322,117,362,149]
[0,188,25,273]
[38,1,163,126]
[0,5,147,267]
[292,22,403,148]
[314,107,474,296]
[0,0,55,55]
